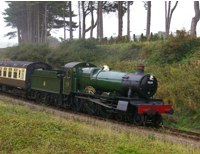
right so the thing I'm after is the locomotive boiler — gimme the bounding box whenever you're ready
[76,64,157,99]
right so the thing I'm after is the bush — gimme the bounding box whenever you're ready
[118,43,143,61]
[6,43,52,63]
[5,40,104,68]
[146,30,200,65]
[146,63,200,112]
[47,39,103,68]
[163,30,200,62]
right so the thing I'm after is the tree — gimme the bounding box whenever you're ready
[81,1,97,39]
[44,3,47,43]
[63,2,66,40]
[81,1,88,39]
[102,1,127,38]
[89,1,96,38]
[144,1,151,39]
[118,1,123,37]
[191,1,200,37]
[3,1,77,43]
[47,1,77,40]
[69,1,73,39]
[115,2,127,38]
[127,1,133,41]
[81,1,116,39]
[97,1,119,40]
[78,1,82,39]
[165,1,178,38]
[97,1,103,40]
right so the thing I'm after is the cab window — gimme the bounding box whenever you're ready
[67,69,71,78]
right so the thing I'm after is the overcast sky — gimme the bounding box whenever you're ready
[0,1,199,48]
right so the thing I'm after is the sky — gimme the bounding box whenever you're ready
[0,1,199,48]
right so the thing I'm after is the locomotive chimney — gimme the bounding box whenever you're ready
[136,64,144,74]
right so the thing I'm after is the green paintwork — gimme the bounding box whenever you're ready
[30,61,128,96]
[76,67,126,94]
[63,69,72,94]
[91,70,125,92]
[30,61,127,96]
[62,62,96,93]
[31,70,61,94]
[62,67,78,93]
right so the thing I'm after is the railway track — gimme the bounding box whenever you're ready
[0,92,200,144]
[160,126,200,141]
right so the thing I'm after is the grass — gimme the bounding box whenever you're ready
[146,63,200,132]
[0,98,199,154]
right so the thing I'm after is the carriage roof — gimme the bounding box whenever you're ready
[0,60,52,70]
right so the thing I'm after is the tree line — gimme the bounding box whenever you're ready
[3,1,200,44]
[3,1,78,43]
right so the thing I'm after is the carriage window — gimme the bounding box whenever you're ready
[18,69,21,79]
[13,68,18,78]
[3,67,7,77]
[21,69,25,80]
[0,67,2,76]
[8,68,12,78]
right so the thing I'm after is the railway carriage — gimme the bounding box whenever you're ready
[0,60,51,95]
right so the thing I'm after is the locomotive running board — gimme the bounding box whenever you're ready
[75,96,113,109]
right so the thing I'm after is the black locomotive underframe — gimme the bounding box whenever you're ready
[0,85,163,126]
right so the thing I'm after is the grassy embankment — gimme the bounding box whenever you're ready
[0,97,199,154]
[2,31,200,132]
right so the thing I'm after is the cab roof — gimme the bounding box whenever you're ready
[64,62,96,68]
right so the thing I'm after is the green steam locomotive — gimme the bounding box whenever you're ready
[0,61,173,126]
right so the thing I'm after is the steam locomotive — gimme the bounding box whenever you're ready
[0,60,173,126]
